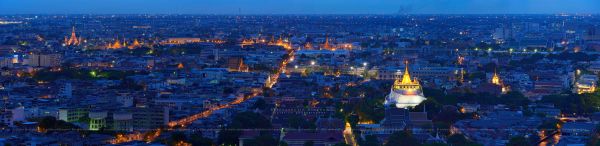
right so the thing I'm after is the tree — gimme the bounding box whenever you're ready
[507,136,530,146]
[34,116,80,133]
[423,143,449,146]
[499,92,529,108]
[540,93,600,114]
[385,131,421,146]
[333,142,350,146]
[287,115,316,130]
[360,135,380,146]
[217,112,272,145]
[280,141,289,146]
[189,134,213,146]
[447,134,481,146]
[167,132,188,145]
[245,133,279,146]
[304,140,315,146]
[252,98,268,110]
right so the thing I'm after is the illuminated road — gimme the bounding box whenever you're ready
[110,46,295,144]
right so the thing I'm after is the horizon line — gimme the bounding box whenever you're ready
[0,13,599,16]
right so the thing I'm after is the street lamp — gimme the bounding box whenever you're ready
[363,62,368,67]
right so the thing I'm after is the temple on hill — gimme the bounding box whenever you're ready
[384,61,426,109]
[64,26,81,46]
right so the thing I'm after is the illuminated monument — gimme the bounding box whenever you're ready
[64,26,81,46]
[491,71,501,85]
[491,70,509,93]
[384,61,426,109]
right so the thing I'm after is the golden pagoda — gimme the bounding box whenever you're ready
[128,39,142,49]
[321,37,335,50]
[491,70,510,93]
[268,35,275,45]
[265,36,291,49]
[385,61,426,109]
[491,71,501,85]
[304,42,313,49]
[393,61,421,90]
[276,36,284,45]
[65,26,80,46]
[107,38,123,49]
[241,38,255,47]
[177,63,184,69]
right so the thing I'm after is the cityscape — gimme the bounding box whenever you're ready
[2,1,600,146]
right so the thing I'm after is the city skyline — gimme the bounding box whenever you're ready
[1,0,600,14]
[3,1,600,145]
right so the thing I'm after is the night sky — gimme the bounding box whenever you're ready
[1,0,599,14]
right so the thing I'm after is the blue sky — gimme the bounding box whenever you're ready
[1,0,599,14]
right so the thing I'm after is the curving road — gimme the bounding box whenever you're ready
[110,46,295,144]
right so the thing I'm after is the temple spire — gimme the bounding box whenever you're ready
[401,60,413,84]
[66,26,80,46]
[492,68,501,85]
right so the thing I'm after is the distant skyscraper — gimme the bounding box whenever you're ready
[27,53,62,67]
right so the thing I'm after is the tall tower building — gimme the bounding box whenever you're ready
[384,61,426,109]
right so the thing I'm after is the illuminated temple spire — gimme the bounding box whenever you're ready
[491,69,501,85]
[128,39,142,49]
[400,61,413,84]
[65,26,80,46]
[108,37,123,49]
[304,42,313,49]
[322,36,333,50]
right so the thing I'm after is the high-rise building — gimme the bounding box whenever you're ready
[112,111,133,132]
[88,110,108,131]
[26,54,62,67]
